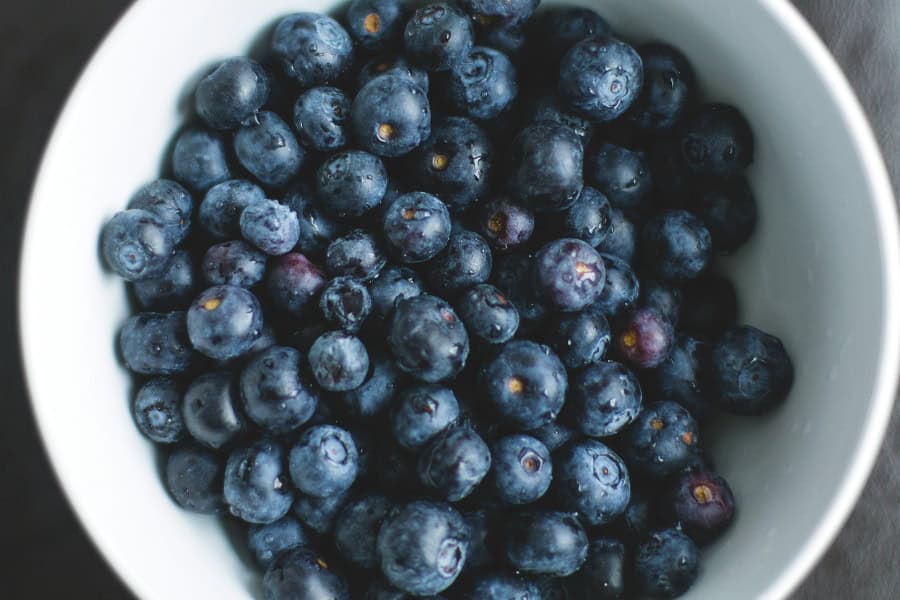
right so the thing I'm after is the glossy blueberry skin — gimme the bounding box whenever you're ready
[165,443,224,513]
[555,440,630,525]
[633,528,700,598]
[680,102,754,178]
[527,7,611,74]
[510,123,584,213]
[128,179,193,245]
[626,43,695,133]
[624,401,701,478]
[640,210,711,281]
[333,494,393,569]
[489,434,552,505]
[316,150,388,219]
[569,538,626,600]
[404,3,474,72]
[263,546,350,600]
[569,361,642,437]
[468,573,541,600]
[289,424,359,497]
[646,335,713,419]
[669,471,735,545]
[182,371,245,449]
[133,249,197,310]
[326,229,387,281]
[479,198,534,252]
[281,185,345,259]
[426,230,492,296]
[377,500,470,595]
[292,86,350,153]
[241,346,318,434]
[392,384,459,449]
[196,57,270,130]
[171,128,232,192]
[319,276,373,332]
[585,142,652,211]
[389,294,470,383]
[481,340,567,430]
[710,325,794,415]
[407,116,493,211]
[308,331,370,391]
[240,199,301,256]
[347,0,407,51]
[358,54,430,93]
[595,253,640,317]
[120,311,195,375]
[368,265,424,317]
[418,425,491,501]
[202,240,267,288]
[525,92,594,146]
[456,283,520,344]
[530,421,575,452]
[382,192,452,263]
[132,377,185,444]
[461,0,537,22]
[102,209,175,282]
[351,75,431,158]
[559,36,643,122]
[247,516,308,569]
[616,308,676,370]
[505,511,588,576]
[292,489,351,533]
[271,13,353,87]
[692,176,758,254]
[199,179,266,240]
[266,253,327,317]
[640,280,682,326]
[187,285,263,361]
[558,186,611,248]
[533,238,606,312]
[447,46,518,120]
[235,112,305,188]
[335,352,400,418]
[597,207,636,264]
[225,439,294,524]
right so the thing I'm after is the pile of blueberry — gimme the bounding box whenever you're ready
[101,0,795,598]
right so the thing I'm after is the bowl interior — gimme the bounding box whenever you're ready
[20,0,898,598]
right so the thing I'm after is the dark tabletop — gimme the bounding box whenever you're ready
[1,1,897,598]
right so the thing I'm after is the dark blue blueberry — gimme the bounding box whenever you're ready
[509,123,583,212]
[558,187,611,248]
[334,494,393,568]
[569,538,626,600]
[646,335,713,419]
[490,252,547,325]
[128,179,193,245]
[456,283,519,344]
[639,280,682,326]
[594,253,639,316]
[368,265,424,317]
[559,36,643,121]
[382,192,452,262]
[247,516,308,570]
[447,46,518,120]
[316,150,388,219]
[224,439,293,524]
[640,210,712,281]
[479,198,534,252]
[680,102,754,178]
[289,424,359,496]
[389,293,470,382]
[626,43,695,133]
[334,351,401,419]
[392,384,459,449]
[171,128,232,192]
[357,54,430,93]
[633,528,699,598]
[164,443,224,513]
[710,325,794,415]
[102,209,175,282]
[555,439,630,525]
[425,230,492,295]
[195,57,270,130]
[282,184,346,258]
[615,308,675,369]
[186,285,264,361]
[585,142,652,211]
[489,434,552,505]
[308,331,370,391]
[240,199,301,255]
[481,340,567,430]
[292,488,352,533]
[292,86,351,152]
[234,111,304,188]
[266,252,327,317]
[202,240,267,288]
[476,20,527,59]
[133,249,197,310]
[526,7,611,76]
[347,0,407,52]
[524,92,594,145]
[569,361,642,437]
[418,425,491,501]
[691,176,758,254]
[263,546,350,600]
[670,470,736,544]
[624,401,701,478]
[461,509,495,572]
[461,0,538,23]
[199,179,266,240]
[377,500,469,595]
[504,511,588,576]
[596,208,636,264]
[533,238,605,312]
[271,13,354,87]
[403,3,474,72]
[120,311,195,375]
[182,371,245,449]
[326,229,387,280]
[132,377,185,444]
[319,276,372,332]
[350,75,431,157]
[240,346,318,434]
[468,573,541,599]
[529,420,575,452]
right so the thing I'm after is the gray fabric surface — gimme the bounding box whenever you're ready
[0,0,896,598]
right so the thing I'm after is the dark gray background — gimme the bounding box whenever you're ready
[1,1,897,598]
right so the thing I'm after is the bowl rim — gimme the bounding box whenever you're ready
[17,1,900,599]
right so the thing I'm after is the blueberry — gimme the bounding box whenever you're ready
[347,0,407,52]
[460,0,538,23]
[334,494,393,568]
[316,150,388,218]
[119,311,195,375]
[403,3,474,72]
[680,102,754,177]
[128,179,193,245]
[182,370,245,449]
[447,46,518,120]
[240,346,318,434]
[504,511,588,576]
[639,280,682,326]
[479,198,534,252]
[456,283,520,344]
[368,265,424,317]
[640,210,711,281]
[533,238,606,312]
[489,434,552,505]
[529,421,575,452]
[234,112,304,188]
[195,57,269,130]
[626,43,695,133]
[476,20,527,59]
[691,176,758,254]
[289,424,359,497]
[282,185,346,258]
[171,128,232,192]
[202,240,267,288]
[615,308,675,370]
[481,340,567,430]
[568,538,626,600]
[292,488,352,533]
[164,443,224,513]
[645,335,713,419]
[224,439,294,524]
[239,199,301,256]
[247,516,308,569]
[382,192,452,262]
[263,546,350,600]
[334,351,401,419]
[326,229,387,280]
[187,285,264,361]
[271,13,354,87]
[526,7,611,76]
[319,276,372,332]
[624,401,701,478]
[509,123,583,212]
[350,75,431,157]
[633,528,699,598]
[467,573,541,600]
[133,249,197,310]
[358,54,430,93]
[490,252,547,326]
[418,425,491,501]
[596,255,640,318]
[710,325,794,415]
[524,92,595,145]
[199,179,266,240]
[557,186,611,248]
[132,377,185,444]
[585,142,652,211]
[559,36,643,122]
[555,439,630,525]
[102,209,175,282]
[266,253,327,317]
[569,361,642,437]
[392,384,459,449]
[377,500,469,595]
[308,331,370,391]
[292,86,351,152]
[425,230,492,296]
[670,470,735,545]
[596,207,636,264]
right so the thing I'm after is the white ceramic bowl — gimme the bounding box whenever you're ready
[19,0,900,598]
